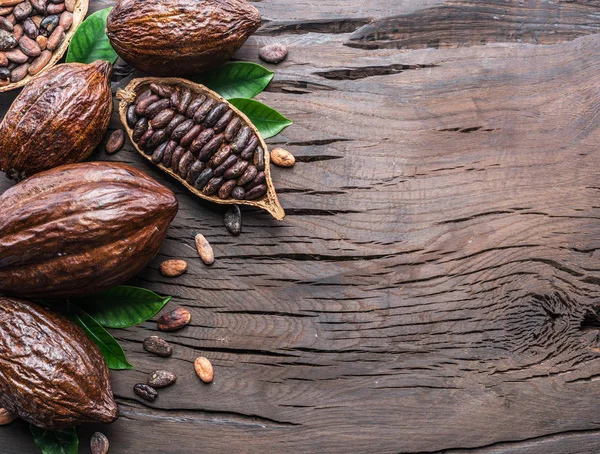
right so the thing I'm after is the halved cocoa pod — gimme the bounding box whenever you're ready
[117,77,285,220]
[0,0,87,92]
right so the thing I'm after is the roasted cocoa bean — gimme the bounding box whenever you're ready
[40,14,58,33]
[189,128,214,155]
[18,34,41,57]
[126,104,138,127]
[193,98,216,123]
[162,140,178,167]
[135,93,159,115]
[150,82,172,98]
[194,357,214,383]
[151,141,168,164]
[195,233,214,265]
[178,150,194,179]
[237,165,258,186]
[28,50,51,74]
[255,146,265,171]
[13,2,32,21]
[145,98,171,119]
[202,176,224,195]
[169,86,180,109]
[0,29,16,50]
[137,127,155,150]
[136,88,153,104]
[170,146,186,170]
[214,109,234,133]
[150,108,175,129]
[10,62,28,81]
[180,124,203,147]
[245,171,266,190]
[271,147,295,167]
[218,180,236,200]
[148,370,177,388]
[132,117,149,142]
[0,17,12,32]
[46,24,63,50]
[231,125,251,153]
[214,154,237,176]
[143,336,173,357]
[231,186,245,200]
[171,118,195,141]
[197,133,224,161]
[223,160,248,180]
[240,135,259,160]
[146,129,166,150]
[185,160,204,185]
[207,145,231,169]
[224,116,241,142]
[90,432,109,454]
[4,46,27,62]
[21,17,37,38]
[106,129,125,154]
[245,184,267,200]
[224,205,242,235]
[133,383,158,402]
[160,259,187,277]
[165,114,186,136]
[194,168,213,190]
[157,307,191,332]
[203,102,228,127]
[178,87,192,114]
[259,43,288,64]
[185,94,206,117]
[58,11,72,29]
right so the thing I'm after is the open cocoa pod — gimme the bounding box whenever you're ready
[0,0,88,93]
[117,77,285,220]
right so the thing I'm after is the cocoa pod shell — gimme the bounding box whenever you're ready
[0,61,113,180]
[106,0,260,76]
[0,0,87,92]
[117,77,285,220]
[0,162,178,298]
[0,297,118,429]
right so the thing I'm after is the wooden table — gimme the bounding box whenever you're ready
[2,1,600,452]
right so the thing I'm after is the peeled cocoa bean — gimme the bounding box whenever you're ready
[214,109,234,133]
[214,154,237,176]
[148,370,177,389]
[195,233,214,265]
[134,383,157,402]
[271,147,295,167]
[145,98,171,119]
[223,159,248,180]
[46,24,63,50]
[203,102,228,127]
[143,336,173,357]
[202,176,224,195]
[218,180,236,200]
[106,129,125,154]
[150,108,175,129]
[224,205,242,235]
[157,307,191,332]
[160,259,187,277]
[194,168,213,190]
[245,184,267,200]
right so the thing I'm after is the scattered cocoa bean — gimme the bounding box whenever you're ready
[195,233,214,265]
[0,407,16,425]
[90,432,109,454]
[270,148,295,167]
[148,370,177,388]
[224,205,242,236]
[194,357,214,383]
[106,129,125,154]
[160,259,188,277]
[259,43,288,64]
[157,307,191,332]
[143,336,173,357]
[134,383,158,402]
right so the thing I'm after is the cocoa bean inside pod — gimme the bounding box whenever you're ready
[117,77,285,220]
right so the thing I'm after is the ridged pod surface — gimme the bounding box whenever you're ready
[0,162,178,298]
[0,297,118,429]
[106,0,261,76]
[0,61,113,181]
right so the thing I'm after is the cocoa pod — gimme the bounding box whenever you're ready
[0,61,112,180]
[117,78,285,219]
[143,336,173,357]
[107,0,260,76]
[157,307,191,332]
[0,297,118,429]
[0,162,178,298]
[148,370,177,389]
[194,357,214,383]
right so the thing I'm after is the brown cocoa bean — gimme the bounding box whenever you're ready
[11,1,29,21]
[0,52,7,66]
[30,14,42,27]
[245,184,267,200]
[40,14,59,33]
[126,104,138,127]
[46,24,64,50]
[189,128,214,155]
[194,357,214,383]
[193,98,216,123]
[185,160,204,185]
[180,124,203,147]
[170,146,186,170]
[59,11,72,30]
[132,117,149,142]
[28,48,50,74]
[207,145,231,168]
[29,0,47,14]
[157,307,191,332]
[106,129,125,154]
[231,186,245,200]
[135,93,159,115]
[259,43,288,64]
[143,336,173,357]
[12,23,21,40]
[65,0,75,12]
[4,47,27,63]
[10,62,28,81]
[231,125,251,153]
[149,82,172,98]
[162,140,178,167]
[90,432,109,454]
[46,2,63,14]
[203,102,228,127]
[177,150,194,179]
[214,154,237,176]
[271,147,295,167]
[150,108,175,129]
[165,114,186,136]
[195,233,214,265]
[197,133,224,161]
[224,116,241,142]
[185,94,206,117]
[0,17,11,32]
[223,159,248,180]
[35,34,47,50]
[21,17,37,38]
[5,12,14,24]
[218,180,236,200]
[0,407,16,425]
[146,129,166,150]
[18,35,41,57]
[255,146,265,170]
[148,370,177,389]
[137,127,155,149]
[133,383,157,402]
[237,165,258,186]
[145,98,171,119]
[202,176,224,195]
[224,205,242,234]
[0,67,8,79]
[136,88,153,104]
[169,86,180,109]
[245,171,266,190]
[0,8,13,16]
[213,109,233,133]
[151,141,167,164]
[194,168,213,190]
[171,118,195,141]
[240,135,259,160]
[177,86,192,114]
[160,259,187,277]
[0,29,16,50]
[0,0,21,7]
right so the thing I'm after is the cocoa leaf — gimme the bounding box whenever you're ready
[71,308,134,370]
[30,426,78,454]
[198,62,274,99]
[66,8,118,64]
[229,98,293,139]
[72,285,171,329]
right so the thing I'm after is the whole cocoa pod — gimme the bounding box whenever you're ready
[0,61,113,180]
[106,0,261,76]
[0,297,118,429]
[0,162,178,298]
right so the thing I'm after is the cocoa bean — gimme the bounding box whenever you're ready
[150,82,172,98]
[12,23,21,40]
[207,145,231,169]
[237,165,258,186]
[64,0,75,13]
[255,146,265,170]
[0,17,11,33]
[178,86,192,114]
[185,94,206,117]
[213,109,233,133]
[170,146,186,170]
[214,154,237,176]
[126,105,138,127]
[35,34,46,50]
[28,48,50,74]
[197,133,224,161]
[189,128,214,155]
[169,86,180,109]
[90,432,109,454]
[58,11,72,30]
[145,98,171,119]
[133,383,157,402]
[0,67,9,80]
[18,34,41,57]
[151,141,167,164]
[0,408,16,425]
[259,43,288,64]
[177,150,194,179]
[245,184,267,200]
[132,117,149,142]
[12,1,31,21]
[165,114,186,136]
[21,17,37,38]
[160,259,187,277]
[194,168,213,190]
[46,24,63,50]
[232,186,245,200]
[180,124,203,147]
[40,14,58,33]
[0,8,13,16]
[195,233,214,265]
[157,307,191,332]
[150,108,175,129]
[135,93,159,115]
[223,160,248,180]
[148,370,177,389]
[203,102,228,127]
[147,129,166,150]
[136,88,153,104]
[137,127,155,150]
[162,140,178,167]
[224,116,241,142]
[5,13,14,24]
[194,357,214,383]
[202,176,224,195]
[245,171,265,190]
[0,52,6,67]
[46,2,63,14]
[0,29,16,50]
[10,62,28,81]
[106,129,125,154]
[231,125,251,152]
[193,98,216,123]
[218,180,236,200]
[271,147,295,167]
[29,0,47,14]
[30,14,42,27]
[224,205,242,235]
[171,118,195,141]
[4,47,27,63]
[240,135,259,160]
[185,160,204,185]
[0,78,10,86]
[143,336,173,357]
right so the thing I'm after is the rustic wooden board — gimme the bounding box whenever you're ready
[1,0,600,452]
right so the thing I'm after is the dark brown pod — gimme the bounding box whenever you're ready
[0,297,118,429]
[107,0,261,76]
[0,61,112,180]
[117,78,285,220]
[0,162,178,298]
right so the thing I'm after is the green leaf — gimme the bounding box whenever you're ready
[196,62,274,99]
[71,308,133,370]
[228,98,293,139]
[66,8,118,64]
[31,426,78,454]
[73,286,171,329]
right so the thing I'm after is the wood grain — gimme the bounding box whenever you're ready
[1,0,600,453]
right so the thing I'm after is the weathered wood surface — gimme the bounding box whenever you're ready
[2,0,600,452]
